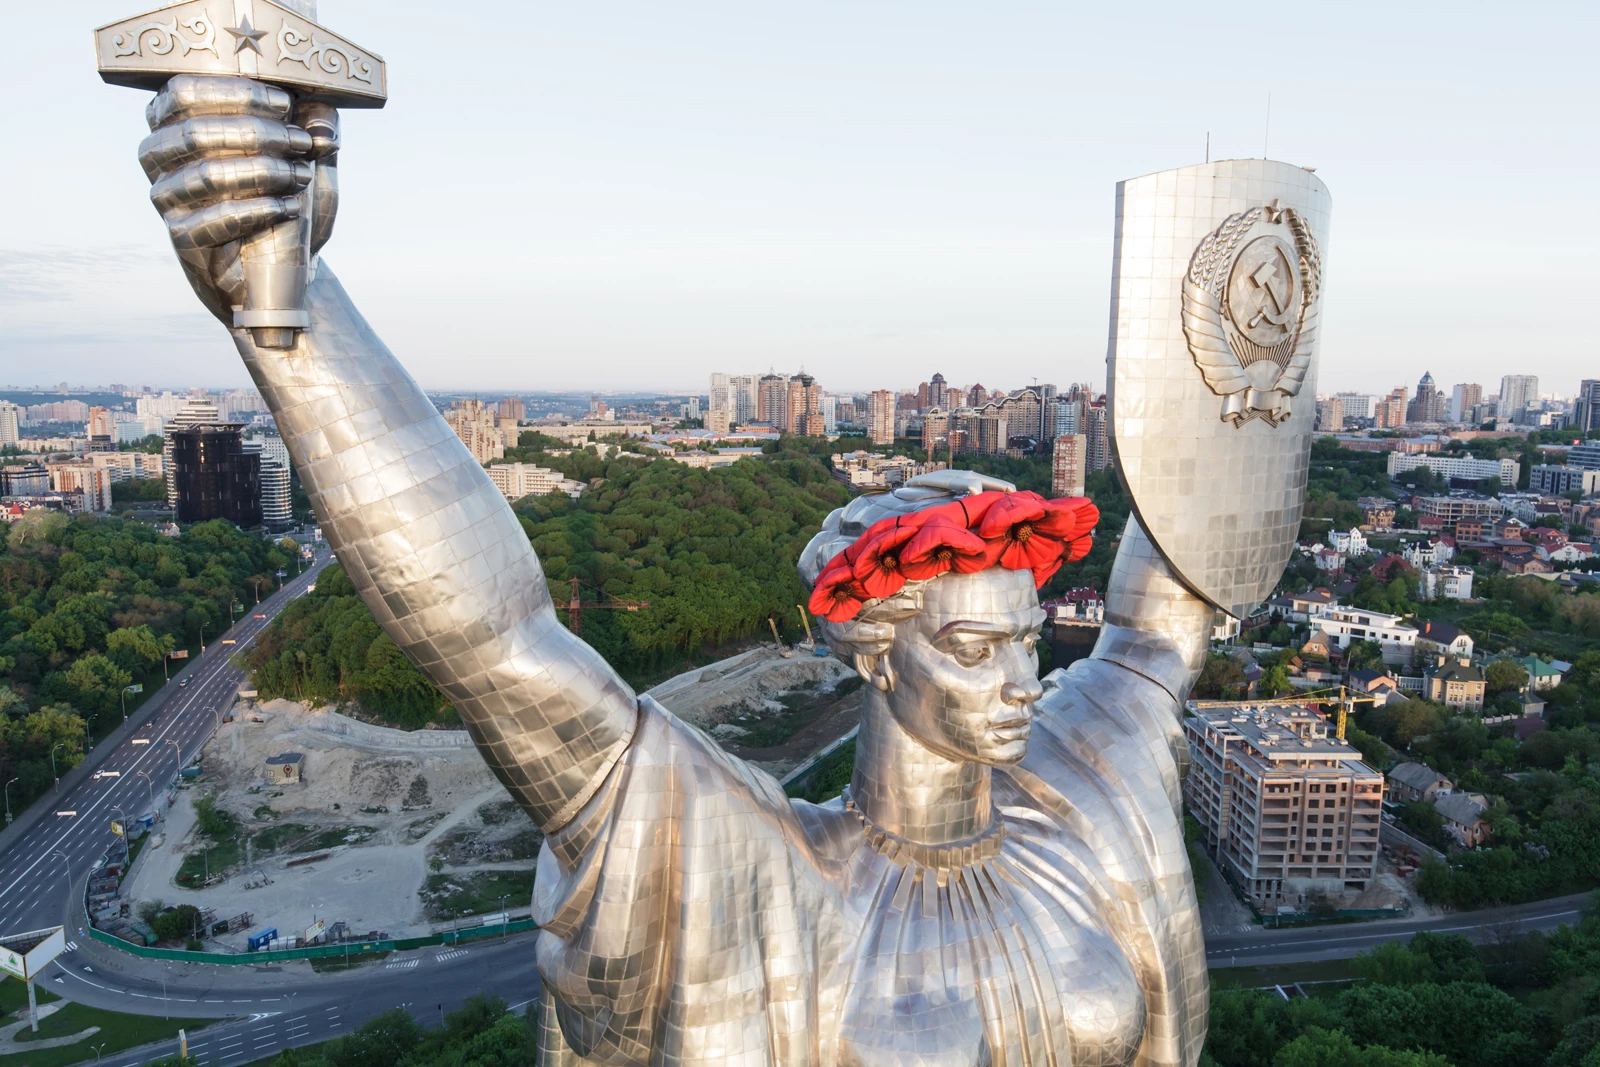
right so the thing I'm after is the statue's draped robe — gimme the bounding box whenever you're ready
[534,656,1207,1067]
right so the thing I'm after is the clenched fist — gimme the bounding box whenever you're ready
[138,74,340,333]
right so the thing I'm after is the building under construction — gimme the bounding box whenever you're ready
[1184,700,1384,909]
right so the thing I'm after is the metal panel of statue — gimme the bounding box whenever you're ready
[118,69,1326,1067]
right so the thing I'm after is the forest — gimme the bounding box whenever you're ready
[241,434,1129,723]
[0,510,291,814]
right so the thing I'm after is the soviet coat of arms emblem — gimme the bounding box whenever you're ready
[1181,198,1322,426]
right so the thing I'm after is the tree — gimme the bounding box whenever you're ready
[1272,1028,1450,1067]
[1260,665,1292,698]
[1195,655,1248,699]
[1346,640,1386,673]
[1485,660,1529,695]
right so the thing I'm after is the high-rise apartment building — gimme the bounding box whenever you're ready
[0,401,19,447]
[1315,397,1344,432]
[928,373,948,412]
[87,407,116,439]
[786,373,822,435]
[967,384,987,408]
[1084,403,1109,473]
[498,397,525,421]
[922,408,951,453]
[1449,383,1483,424]
[1373,389,1407,429]
[444,400,507,464]
[1051,434,1086,497]
[708,373,733,429]
[1185,704,1383,906]
[1406,372,1446,424]
[820,395,837,434]
[163,396,221,506]
[1499,375,1538,423]
[171,424,261,526]
[249,435,294,531]
[1576,380,1600,435]
[916,382,931,412]
[758,374,789,427]
[867,390,895,446]
[729,375,758,424]
[487,462,585,501]
[48,465,114,512]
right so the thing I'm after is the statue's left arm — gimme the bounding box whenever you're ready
[137,76,637,835]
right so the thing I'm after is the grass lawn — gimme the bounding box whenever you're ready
[1,976,211,1067]
[308,950,390,974]
[421,869,535,922]
[176,838,242,886]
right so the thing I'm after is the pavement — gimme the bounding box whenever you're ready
[0,550,331,939]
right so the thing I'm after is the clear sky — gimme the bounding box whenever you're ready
[3,1,1594,395]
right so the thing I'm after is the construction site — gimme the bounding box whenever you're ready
[90,637,863,954]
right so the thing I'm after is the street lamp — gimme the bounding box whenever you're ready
[91,1041,107,1064]
[136,770,154,810]
[167,740,182,780]
[120,683,139,723]
[51,848,72,903]
[4,777,16,825]
[51,742,67,791]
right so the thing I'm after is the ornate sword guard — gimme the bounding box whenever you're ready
[95,0,386,348]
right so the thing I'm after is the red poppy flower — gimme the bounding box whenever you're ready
[1062,531,1094,564]
[899,521,990,581]
[809,566,869,622]
[1031,556,1064,589]
[852,525,917,600]
[1035,497,1099,540]
[975,492,1047,540]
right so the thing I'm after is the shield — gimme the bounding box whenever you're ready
[1107,159,1332,619]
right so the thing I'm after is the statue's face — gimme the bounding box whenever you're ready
[884,568,1047,766]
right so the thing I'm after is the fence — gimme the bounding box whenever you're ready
[88,918,535,964]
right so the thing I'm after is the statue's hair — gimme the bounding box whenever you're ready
[798,471,1016,659]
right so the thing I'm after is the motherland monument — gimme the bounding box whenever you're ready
[97,6,1329,1062]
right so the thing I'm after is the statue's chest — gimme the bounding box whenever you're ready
[833,840,1145,1067]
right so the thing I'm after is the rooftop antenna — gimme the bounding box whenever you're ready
[1264,94,1271,159]
[1205,131,1210,163]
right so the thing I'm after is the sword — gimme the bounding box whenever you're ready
[94,0,386,348]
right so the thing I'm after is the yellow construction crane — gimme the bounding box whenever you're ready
[1191,685,1379,740]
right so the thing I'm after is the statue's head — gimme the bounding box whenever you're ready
[800,472,1097,766]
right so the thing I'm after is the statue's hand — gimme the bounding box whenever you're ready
[138,75,340,325]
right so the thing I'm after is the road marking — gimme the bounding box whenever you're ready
[385,957,420,970]
[436,948,467,962]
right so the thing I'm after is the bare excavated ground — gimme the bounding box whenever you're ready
[116,649,861,947]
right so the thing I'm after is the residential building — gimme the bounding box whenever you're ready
[1358,497,1396,531]
[928,373,948,411]
[444,400,507,464]
[705,408,733,434]
[1315,607,1418,666]
[1435,792,1491,848]
[1406,371,1446,424]
[1268,588,1336,623]
[1499,375,1538,423]
[1373,388,1407,428]
[1051,434,1087,497]
[1449,383,1484,424]
[0,401,20,446]
[1416,496,1505,525]
[1420,565,1475,601]
[1328,528,1369,557]
[1530,464,1600,496]
[1386,762,1454,805]
[786,373,823,435]
[1084,402,1109,473]
[47,464,113,511]
[486,462,585,501]
[170,424,261,526]
[497,397,525,422]
[867,390,895,446]
[1515,655,1566,692]
[1427,657,1486,711]
[922,408,951,453]
[758,374,789,428]
[831,451,945,489]
[247,435,293,531]
[1387,452,1519,487]
[1184,704,1383,905]
[162,396,221,506]
[1402,538,1455,567]
[958,411,1007,456]
[88,451,165,482]
[1315,397,1344,432]
[0,464,50,496]
[1577,380,1600,436]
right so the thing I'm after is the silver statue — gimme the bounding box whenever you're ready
[117,59,1328,1065]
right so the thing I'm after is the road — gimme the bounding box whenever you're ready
[0,551,330,938]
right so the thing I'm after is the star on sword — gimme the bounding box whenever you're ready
[224,15,268,55]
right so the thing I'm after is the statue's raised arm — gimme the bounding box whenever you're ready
[135,76,636,835]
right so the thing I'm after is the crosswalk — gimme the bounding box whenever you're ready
[436,948,468,963]
[63,940,78,952]
[384,956,421,970]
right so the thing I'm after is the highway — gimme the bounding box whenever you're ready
[0,550,330,938]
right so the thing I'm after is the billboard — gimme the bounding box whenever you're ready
[0,926,66,981]
[305,919,325,943]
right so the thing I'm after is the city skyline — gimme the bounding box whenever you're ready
[5,2,1595,390]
